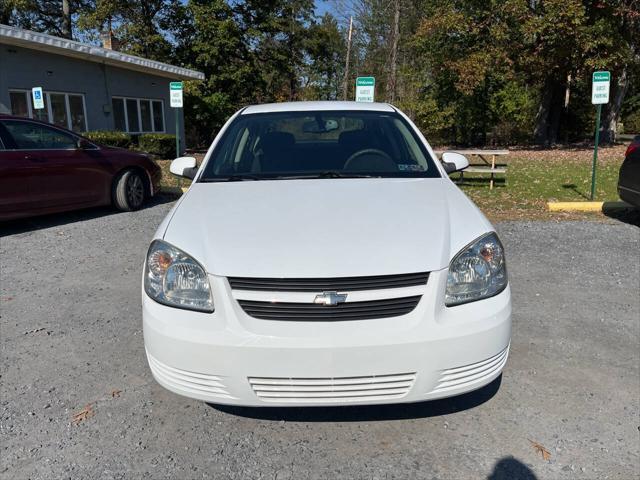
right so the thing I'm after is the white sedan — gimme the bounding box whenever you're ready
[142,101,511,406]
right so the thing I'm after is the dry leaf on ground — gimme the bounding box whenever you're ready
[23,328,45,335]
[72,404,94,425]
[111,389,122,398]
[528,439,552,461]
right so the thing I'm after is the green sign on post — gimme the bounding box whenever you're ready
[355,77,375,102]
[590,71,610,200]
[170,82,183,159]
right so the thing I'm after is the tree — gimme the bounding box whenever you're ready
[582,0,640,143]
[302,13,346,100]
[77,0,178,60]
[5,0,88,38]
[234,0,316,101]
[170,0,256,142]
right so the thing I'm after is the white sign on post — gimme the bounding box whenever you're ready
[32,87,44,109]
[170,82,183,108]
[591,71,610,105]
[355,77,375,102]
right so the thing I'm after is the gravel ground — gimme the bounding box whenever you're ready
[1,197,638,480]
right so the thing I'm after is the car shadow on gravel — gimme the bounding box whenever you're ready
[209,375,502,422]
[0,193,177,237]
[602,202,640,227]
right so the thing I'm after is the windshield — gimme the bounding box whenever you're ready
[199,110,441,181]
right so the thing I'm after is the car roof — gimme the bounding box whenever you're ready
[0,114,67,127]
[241,101,397,115]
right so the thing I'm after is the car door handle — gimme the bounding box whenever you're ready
[25,155,46,163]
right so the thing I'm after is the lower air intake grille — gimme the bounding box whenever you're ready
[430,345,509,395]
[228,272,429,292]
[238,296,421,321]
[249,373,416,403]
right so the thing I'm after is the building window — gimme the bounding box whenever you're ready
[111,97,165,133]
[152,100,164,132]
[68,95,87,132]
[8,89,88,132]
[9,91,29,117]
[113,98,126,131]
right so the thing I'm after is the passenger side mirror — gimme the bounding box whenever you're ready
[170,156,198,179]
[77,138,95,150]
[441,152,469,174]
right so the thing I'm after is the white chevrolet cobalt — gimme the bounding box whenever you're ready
[142,102,511,406]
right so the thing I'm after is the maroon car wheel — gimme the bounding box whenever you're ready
[113,169,146,211]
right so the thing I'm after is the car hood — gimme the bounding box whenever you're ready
[162,178,493,277]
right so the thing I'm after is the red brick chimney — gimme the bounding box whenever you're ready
[100,30,120,51]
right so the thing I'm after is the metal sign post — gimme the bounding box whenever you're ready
[170,81,183,158]
[590,71,610,200]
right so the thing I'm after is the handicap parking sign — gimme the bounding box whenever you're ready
[32,87,44,109]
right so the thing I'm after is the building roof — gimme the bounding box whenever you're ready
[0,24,205,81]
[242,101,396,114]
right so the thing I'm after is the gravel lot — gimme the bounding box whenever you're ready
[1,197,638,480]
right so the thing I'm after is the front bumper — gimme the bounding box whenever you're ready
[142,269,511,406]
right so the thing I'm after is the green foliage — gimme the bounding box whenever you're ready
[83,130,132,148]
[137,133,176,159]
[301,13,345,100]
[488,81,537,145]
[3,0,89,37]
[6,0,638,146]
[77,0,177,60]
[621,85,640,133]
[623,110,640,133]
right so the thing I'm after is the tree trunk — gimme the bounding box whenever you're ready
[533,78,555,145]
[534,76,565,145]
[386,0,400,103]
[62,0,72,39]
[601,67,628,144]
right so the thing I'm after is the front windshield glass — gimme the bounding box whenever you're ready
[199,111,441,181]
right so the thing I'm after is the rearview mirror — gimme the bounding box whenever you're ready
[170,156,198,179]
[441,152,469,174]
[302,119,339,133]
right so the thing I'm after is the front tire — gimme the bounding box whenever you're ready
[113,169,145,211]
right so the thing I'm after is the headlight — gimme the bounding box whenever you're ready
[144,240,213,312]
[445,232,507,306]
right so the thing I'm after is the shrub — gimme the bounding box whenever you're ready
[138,133,176,159]
[623,110,640,134]
[83,130,132,148]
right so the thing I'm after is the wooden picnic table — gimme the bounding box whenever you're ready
[434,149,509,190]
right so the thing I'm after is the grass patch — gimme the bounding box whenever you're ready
[450,145,625,220]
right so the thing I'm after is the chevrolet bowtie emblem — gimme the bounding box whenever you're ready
[313,291,348,306]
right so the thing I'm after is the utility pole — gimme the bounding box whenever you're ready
[387,0,400,103]
[342,16,353,101]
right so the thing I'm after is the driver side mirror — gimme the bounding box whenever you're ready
[170,156,198,179]
[441,152,469,174]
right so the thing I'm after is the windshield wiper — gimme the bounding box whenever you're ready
[273,171,381,180]
[202,174,261,182]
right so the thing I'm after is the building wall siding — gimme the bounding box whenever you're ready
[0,44,185,151]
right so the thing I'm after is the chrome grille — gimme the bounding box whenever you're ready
[249,373,416,403]
[228,272,429,292]
[238,296,421,321]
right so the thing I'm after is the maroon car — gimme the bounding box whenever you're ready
[0,115,161,221]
